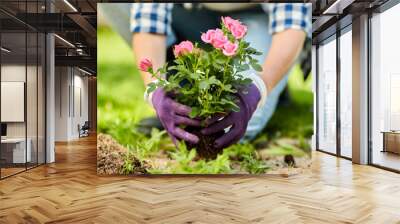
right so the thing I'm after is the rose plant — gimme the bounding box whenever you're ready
[139,17,262,159]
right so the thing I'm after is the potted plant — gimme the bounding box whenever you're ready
[140,17,262,159]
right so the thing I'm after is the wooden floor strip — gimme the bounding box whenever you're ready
[0,135,400,223]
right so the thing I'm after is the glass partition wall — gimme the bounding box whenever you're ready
[315,1,400,172]
[370,3,400,171]
[316,26,353,159]
[317,35,337,155]
[339,26,352,159]
[0,1,46,179]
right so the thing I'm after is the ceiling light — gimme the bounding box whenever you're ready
[78,67,92,76]
[76,48,86,55]
[63,0,78,12]
[54,34,75,48]
[1,47,11,53]
[323,0,354,15]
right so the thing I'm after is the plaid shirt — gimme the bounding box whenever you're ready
[131,3,311,38]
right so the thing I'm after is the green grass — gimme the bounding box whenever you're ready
[98,25,313,174]
[98,26,154,146]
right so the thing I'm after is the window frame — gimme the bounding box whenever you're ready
[0,0,48,180]
[315,20,352,160]
[367,0,400,173]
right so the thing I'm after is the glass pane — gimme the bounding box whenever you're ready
[318,37,337,154]
[27,31,38,169]
[0,0,46,178]
[371,4,400,171]
[1,30,27,177]
[38,32,45,165]
[339,29,352,158]
[26,0,40,169]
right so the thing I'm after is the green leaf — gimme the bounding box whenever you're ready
[168,65,178,71]
[187,149,197,161]
[190,72,200,79]
[146,82,157,94]
[250,61,263,72]
[208,76,221,86]
[189,107,200,118]
[215,57,225,64]
[236,64,250,72]
[265,145,306,157]
[246,47,257,53]
[199,80,209,90]
[231,103,240,112]
[242,41,250,48]
[223,84,232,91]
[220,98,240,112]
[241,78,253,85]
[232,57,241,66]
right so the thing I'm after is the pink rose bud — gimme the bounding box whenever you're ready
[221,16,247,39]
[139,58,153,72]
[211,29,228,49]
[222,41,238,56]
[173,40,194,57]
[201,29,216,44]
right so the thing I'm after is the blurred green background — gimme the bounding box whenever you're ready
[98,25,314,147]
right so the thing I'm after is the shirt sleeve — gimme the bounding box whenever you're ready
[263,3,312,38]
[130,3,173,35]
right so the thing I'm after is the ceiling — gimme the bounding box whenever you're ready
[1,0,394,74]
[311,0,390,44]
[0,0,98,75]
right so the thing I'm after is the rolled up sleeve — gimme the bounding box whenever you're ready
[130,3,173,36]
[263,3,312,38]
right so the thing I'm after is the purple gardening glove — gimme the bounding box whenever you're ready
[152,87,200,145]
[201,83,261,149]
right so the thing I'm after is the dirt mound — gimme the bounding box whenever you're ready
[97,134,148,175]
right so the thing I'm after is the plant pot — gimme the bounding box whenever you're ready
[185,126,225,160]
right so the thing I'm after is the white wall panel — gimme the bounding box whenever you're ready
[1,82,25,122]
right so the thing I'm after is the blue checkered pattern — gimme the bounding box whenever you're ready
[130,3,173,35]
[130,3,311,38]
[265,3,311,38]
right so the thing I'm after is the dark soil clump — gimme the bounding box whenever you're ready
[284,155,296,166]
[185,126,225,160]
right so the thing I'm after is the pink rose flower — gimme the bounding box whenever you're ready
[221,16,247,39]
[173,40,194,57]
[139,58,153,72]
[201,29,216,44]
[230,24,247,39]
[222,41,238,56]
[222,16,239,31]
[211,29,228,49]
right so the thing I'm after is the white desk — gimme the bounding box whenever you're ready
[1,138,31,163]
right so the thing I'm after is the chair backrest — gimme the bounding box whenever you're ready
[82,121,90,129]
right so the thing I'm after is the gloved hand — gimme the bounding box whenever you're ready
[152,87,200,145]
[201,83,261,149]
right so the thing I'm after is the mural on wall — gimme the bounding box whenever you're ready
[97,3,313,175]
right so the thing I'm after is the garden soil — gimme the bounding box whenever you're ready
[97,134,311,175]
[97,134,149,175]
